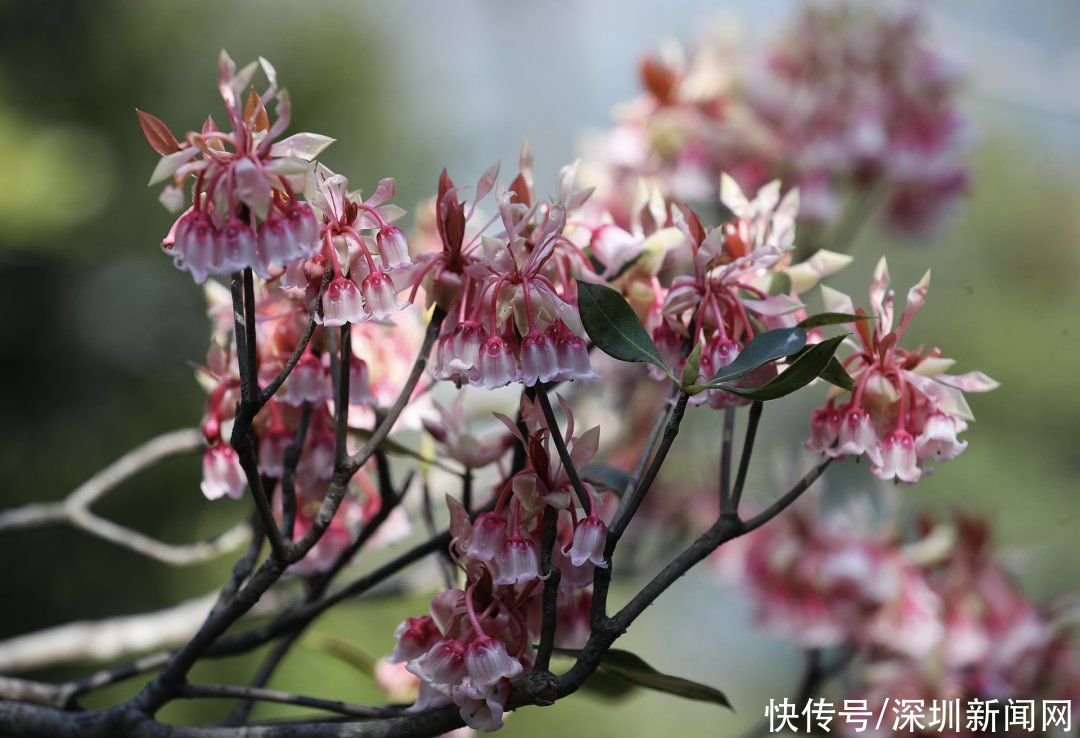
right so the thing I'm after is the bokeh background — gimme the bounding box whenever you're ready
[1,1,1078,735]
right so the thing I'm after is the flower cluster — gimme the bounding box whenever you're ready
[804,258,998,483]
[650,176,850,406]
[580,1,970,234]
[582,173,850,407]
[194,279,413,573]
[390,395,612,730]
[144,52,412,328]
[145,53,327,283]
[409,147,600,389]
[720,498,1080,727]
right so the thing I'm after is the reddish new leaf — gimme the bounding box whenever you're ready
[136,109,181,156]
[243,89,269,132]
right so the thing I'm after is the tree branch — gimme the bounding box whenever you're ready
[729,400,762,513]
[179,683,404,720]
[0,429,251,566]
[534,388,591,514]
[718,406,735,512]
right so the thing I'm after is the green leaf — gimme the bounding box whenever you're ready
[576,279,672,377]
[767,271,793,296]
[351,428,465,478]
[302,633,375,678]
[681,341,703,389]
[580,463,631,496]
[819,356,855,391]
[797,312,871,329]
[553,647,731,709]
[702,328,807,387]
[720,334,847,401]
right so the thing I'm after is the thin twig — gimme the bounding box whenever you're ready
[729,401,762,513]
[0,429,250,566]
[180,683,404,719]
[718,406,735,512]
[258,268,332,405]
[534,387,592,514]
[532,505,561,673]
[280,403,313,541]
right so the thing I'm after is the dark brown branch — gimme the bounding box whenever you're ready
[532,505,562,673]
[229,271,289,562]
[718,406,735,512]
[258,268,332,405]
[280,403,313,540]
[729,400,762,512]
[741,456,832,534]
[180,683,404,720]
[534,388,591,514]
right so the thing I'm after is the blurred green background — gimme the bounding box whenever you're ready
[1,1,1077,735]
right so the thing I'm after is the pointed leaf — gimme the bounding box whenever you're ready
[148,148,199,186]
[819,356,855,391]
[797,312,872,329]
[351,428,465,478]
[270,132,335,161]
[580,463,630,496]
[703,328,807,387]
[553,648,731,709]
[720,335,846,401]
[302,633,375,678]
[681,341,702,388]
[136,109,181,156]
[576,279,672,376]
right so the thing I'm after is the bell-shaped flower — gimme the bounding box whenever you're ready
[468,513,508,563]
[279,353,331,406]
[464,636,523,686]
[201,442,246,501]
[319,276,367,327]
[805,406,841,453]
[409,638,467,688]
[872,430,921,484]
[916,411,968,462]
[493,535,542,586]
[390,616,441,664]
[564,514,608,568]
[361,269,403,321]
[479,336,520,390]
[830,407,878,459]
[520,331,560,386]
[377,225,413,270]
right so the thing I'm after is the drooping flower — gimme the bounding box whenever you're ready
[804,258,998,483]
[143,53,329,283]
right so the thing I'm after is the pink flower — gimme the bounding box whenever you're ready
[278,353,331,406]
[872,430,921,484]
[464,636,523,686]
[478,336,520,389]
[519,331,560,386]
[377,225,413,270]
[200,442,246,501]
[390,616,441,664]
[410,638,467,688]
[494,535,542,587]
[146,54,334,282]
[467,513,508,563]
[374,658,419,704]
[806,259,997,483]
[361,270,403,321]
[414,155,599,392]
[319,276,366,327]
[830,407,877,459]
[564,515,608,569]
